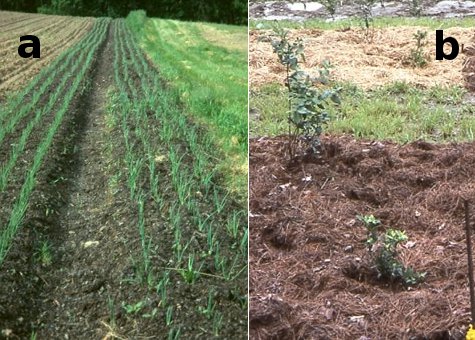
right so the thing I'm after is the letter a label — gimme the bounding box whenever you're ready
[18,35,41,58]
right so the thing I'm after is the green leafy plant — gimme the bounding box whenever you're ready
[407,30,429,68]
[320,0,339,19]
[270,25,341,158]
[355,0,376,40]
[410,0,422,16]
[122,300,145,314]
[180,254,203,284]
[357,214,381,248]
[358,214,426,286]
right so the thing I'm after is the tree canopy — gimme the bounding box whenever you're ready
[0,0,247,25]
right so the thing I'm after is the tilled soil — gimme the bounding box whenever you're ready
[0,21,121,339]
[0,18,247,339]
[0,10,94,100]
[250,135,475,339]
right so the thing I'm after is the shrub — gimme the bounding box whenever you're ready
[126,10,148,37]
[269,25,341,158]
[410,0,423,17]
[355,0,376,40]
[358,214,426,287]
[406,30,430,68]
[320,0,340,19]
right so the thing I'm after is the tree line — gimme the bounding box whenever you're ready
[0,0,247,25]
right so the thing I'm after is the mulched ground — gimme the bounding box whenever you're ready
[250,27,474,89]
[250,135,475,339]
[463,34,475,91]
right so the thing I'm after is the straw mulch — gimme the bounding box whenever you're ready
[250,27,474,90]
[462,33,475,91]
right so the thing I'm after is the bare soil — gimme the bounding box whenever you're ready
[250,135,475,339]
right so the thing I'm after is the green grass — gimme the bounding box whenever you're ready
[251,81,475,143]
[127,14,248,201]
[250,16,475,30]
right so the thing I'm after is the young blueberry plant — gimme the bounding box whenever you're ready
[270,25,341,159]
[410,0,422,16]
[406,30,429,68]
[358,214,426,287]
[355,0,376,40]
[320,0,340,20]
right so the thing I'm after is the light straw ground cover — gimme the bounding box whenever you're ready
[250,18,475,143]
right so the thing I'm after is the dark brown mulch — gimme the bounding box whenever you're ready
[250,135,475,339]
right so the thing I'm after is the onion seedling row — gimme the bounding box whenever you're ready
[101,16,247,337]
[0,18,110,265]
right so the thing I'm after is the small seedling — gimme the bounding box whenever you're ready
[36,240,52,266]
[107,295,116,328]
[167,326,181,340]
[122,301,145,314]
[358,214,426,286]
[212,311,224,336]
[180,254,203,284]
[143,307,158,319]
[165,305,174,326]
[156,271,170,306]
[198,290,217,320]
[407,30,429,68]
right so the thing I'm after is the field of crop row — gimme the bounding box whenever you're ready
[0,11,247,339]
[0,11,94,99]
[0,17,110,264]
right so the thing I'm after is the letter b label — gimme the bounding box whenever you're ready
[435,30,459,60]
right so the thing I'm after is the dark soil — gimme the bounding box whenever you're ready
[0,20,121,339]
[250,135,475,339]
